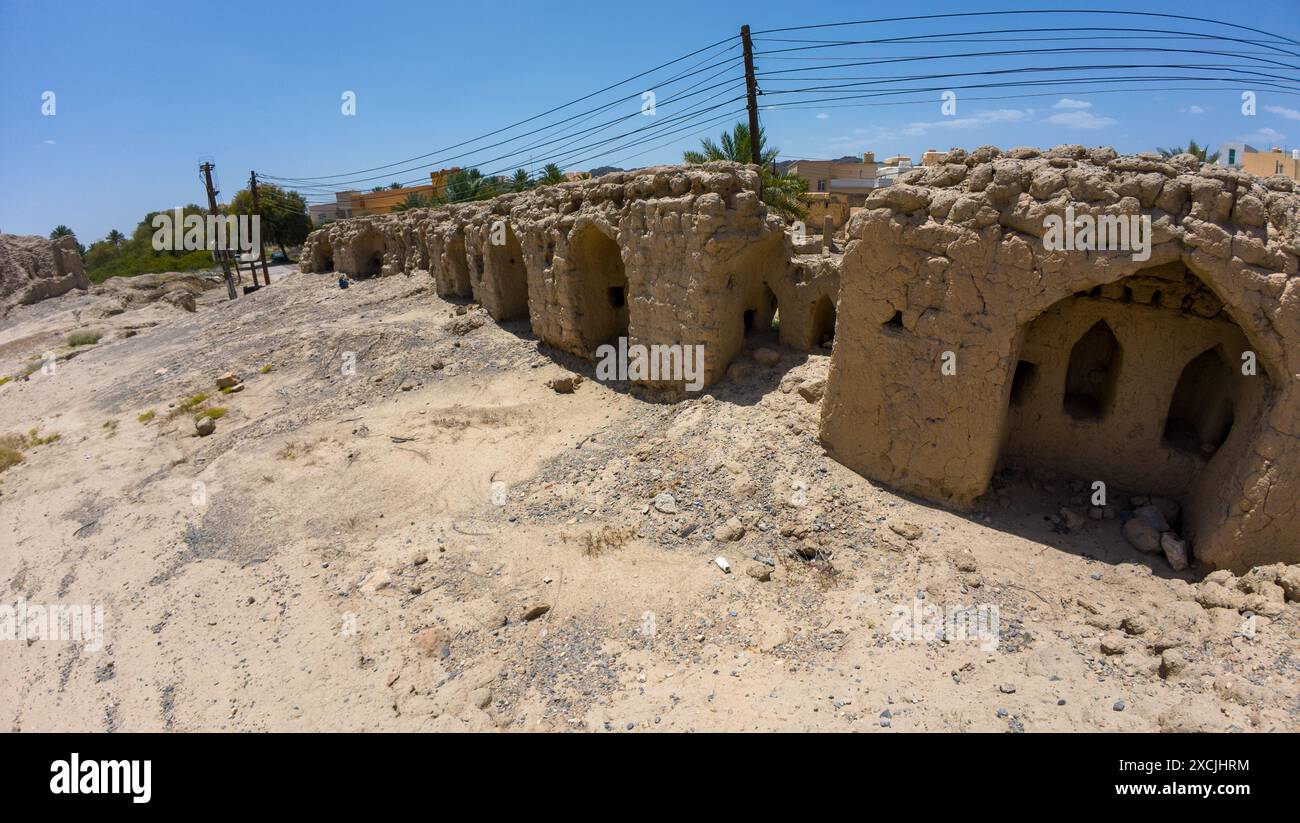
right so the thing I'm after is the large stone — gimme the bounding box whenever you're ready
[1161,532,1190,571]
[1123,518,1161,553]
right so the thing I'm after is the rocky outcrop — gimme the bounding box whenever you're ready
[819,144,1299,571]
[89,270,223,314]
[0,233,90,313]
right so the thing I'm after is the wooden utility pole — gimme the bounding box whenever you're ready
[201,162,237,300]
[249,171,271,286]
[741,24,761,166]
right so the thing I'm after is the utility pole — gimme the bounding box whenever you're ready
[201,162,237,300]
[741,24,761,166]
[249,171,271,286]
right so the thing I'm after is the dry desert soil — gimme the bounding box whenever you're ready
[1,267,1297,732]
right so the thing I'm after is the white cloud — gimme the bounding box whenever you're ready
[1182,105,1206,115]
[1264,104,1300,121]
[1046,110,1117,129]
[1053,98,1091,110]
[1237,126,1286,143]
[816,112,829,120]
[899,108,1033,137]
[43,139,55,145]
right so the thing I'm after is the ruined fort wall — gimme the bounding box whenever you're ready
[299,152,1299,569]
[820,145,1300,570]
[301,164,805,388]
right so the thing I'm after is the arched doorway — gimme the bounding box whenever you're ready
[997,262,1267,504]
[569,225,628,351]
[810,294,837,348]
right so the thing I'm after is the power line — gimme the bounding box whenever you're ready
[264,35,741,183]
[750,10,1300,49]
[274,58,746,192]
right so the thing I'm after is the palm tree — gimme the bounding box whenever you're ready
[391,193,441,212]
[537,163,566,185]
[49,225,74,240]
[1157,139,1220,163]
[511,168,534,192]
[445,168,487,203]
[388,182,403,190]
[683,122,808,219]
[106,229,125,247]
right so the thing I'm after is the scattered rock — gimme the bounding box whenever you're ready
[796,378,827,403]
[215,372,241,390]
[448,315,485,335]
[548,373,583,394]
[1159,648,1186,679]
[1133,504,1170,533]
[745,561,772,582]
[1120,615,1150,636]
[1058,506,1086,531]
[521,604,551,621]
[195,416,216,437]
[652,492,677,514]
[1276,566,1300,602]
[1100,634,1127,655]
[1194,582,1246,611]
[1122,518,1161,553]
[1160,532,1189,571]
[1112,699,1126,712]
[889,520,923,541]
[715,516,746,542]
[414,628,450,658]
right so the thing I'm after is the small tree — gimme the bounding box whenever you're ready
[511,168,533,192]
[537,163,565,185]
[684,122,808,220]
[228,184,313,256]
[1157,139,1220,163]
[49,225,74,240]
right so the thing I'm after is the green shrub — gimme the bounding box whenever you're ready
[66,330,101,347]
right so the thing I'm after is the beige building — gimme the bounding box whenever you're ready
[786,152,884,194]
[1219,143,1299,180]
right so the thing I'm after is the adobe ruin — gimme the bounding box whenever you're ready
[301,163,839,388]
[299,151,1300,571]
[0,233,90,315]
[820,145,1299,572]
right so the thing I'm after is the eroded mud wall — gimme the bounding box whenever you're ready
[819,145,1300,570]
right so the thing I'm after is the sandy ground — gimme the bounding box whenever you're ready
[1,267,1296,732]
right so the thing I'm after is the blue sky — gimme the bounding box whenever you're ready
[2,0,1298,241]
